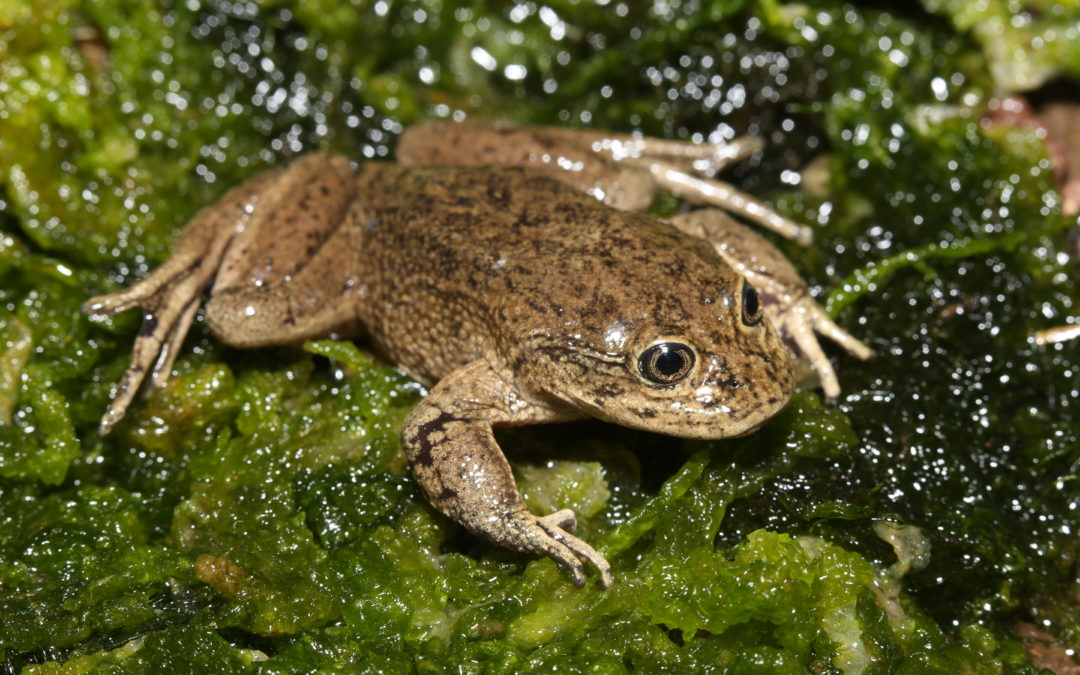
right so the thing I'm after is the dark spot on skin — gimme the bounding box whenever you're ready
[139,313,158,336]
[436,487,459,502]
[716,376,740,388]
[411,444,434,468]
[412,409,468,467]
[511,354,529,373]
[594,382,623,398]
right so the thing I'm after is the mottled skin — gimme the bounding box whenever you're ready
[85,122,871,588]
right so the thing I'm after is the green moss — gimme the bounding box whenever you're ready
[920,0,1080,90]
[2,0,1078,671]
[22,625,255,674]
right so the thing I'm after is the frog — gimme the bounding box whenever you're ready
[84,120,872,589]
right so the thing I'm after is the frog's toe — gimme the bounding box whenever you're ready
[95,272,212,435]
[1035,324,1080,344]
[812,309,875,361]
[771,297,873,401]
[83,287,148,316]
[540,508,578,532]
[646,161,814,245]
[698,135,765,174]
[524,510,614,589]
[83,249,207,317]
[787,317,842,401]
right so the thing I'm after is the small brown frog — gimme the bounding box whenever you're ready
[85,120,871,588]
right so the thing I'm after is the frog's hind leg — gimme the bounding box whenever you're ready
[644,159,812,245]
[539,126,764,175]
[84,169,284,434]
[530,127,813,244]
[200,215,368,350]
[669,208,872,400]
[83,152,356,434]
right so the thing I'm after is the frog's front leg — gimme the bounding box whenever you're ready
[402,359,613,589]
[669,209,873,400]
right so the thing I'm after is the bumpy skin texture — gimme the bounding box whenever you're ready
[86,123,871,587]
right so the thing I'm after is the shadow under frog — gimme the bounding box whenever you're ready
[85,120,871,588]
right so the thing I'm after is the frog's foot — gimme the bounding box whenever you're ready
[82,168,290,435]
[508,508,614,589]
[555,128,764,175]
[80,165,276,435]
[768,294,874,400]
[642,159,813,245]
[398,120,811,244]
[85,154,355,435]
[554,128,812,244]
[83,254,223,435]
[628,135,764,176]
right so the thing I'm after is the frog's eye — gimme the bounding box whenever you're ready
[637,341,696,385]
[741,281,764,326]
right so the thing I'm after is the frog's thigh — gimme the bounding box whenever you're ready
[402,360,613,589]
[203,214,366,348]
[397,120,658,212]
[212,152,357,292]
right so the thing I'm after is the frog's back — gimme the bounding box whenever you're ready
[352,164,718,383]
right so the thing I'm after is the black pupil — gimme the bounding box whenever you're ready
[742,283,761,323]
[653,347,685,377]
[638,342,694,384]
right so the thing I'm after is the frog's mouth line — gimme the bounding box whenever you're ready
[557,384,773,441]
[556,338,627,364]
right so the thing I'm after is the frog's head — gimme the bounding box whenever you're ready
[512,270,794,440]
